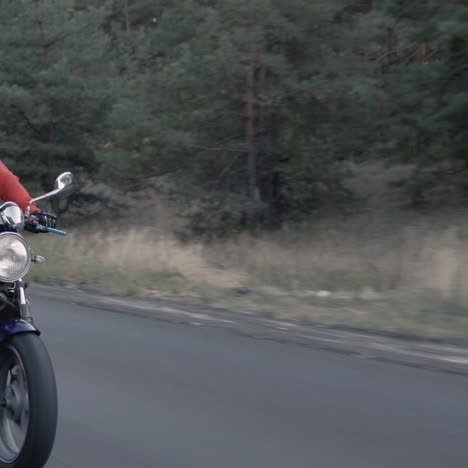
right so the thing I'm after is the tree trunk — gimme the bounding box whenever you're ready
[48,122,56,144]
[416,43,428,64]
[246,62,257,204]
[385,27,397,64]
[258,58,272,225]
[244,13,260,220]
[269,111,282,225]
[124,0,131,32]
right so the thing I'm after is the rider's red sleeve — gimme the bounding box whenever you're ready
[0,161,37,212]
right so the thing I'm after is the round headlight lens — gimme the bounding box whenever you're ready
[0,234,31,282]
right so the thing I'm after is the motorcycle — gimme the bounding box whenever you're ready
[0,172,75,468]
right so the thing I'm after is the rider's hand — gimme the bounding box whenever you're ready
[31,210,57,229]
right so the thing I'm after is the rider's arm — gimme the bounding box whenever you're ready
[0,161,38,212]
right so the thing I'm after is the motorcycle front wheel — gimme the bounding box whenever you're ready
[0,333,58,468]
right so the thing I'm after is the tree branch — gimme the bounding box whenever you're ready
[10,105,44,139]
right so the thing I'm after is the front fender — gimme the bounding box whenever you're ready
[0,319,39,343]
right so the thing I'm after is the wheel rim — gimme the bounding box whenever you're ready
[0,344,29,463]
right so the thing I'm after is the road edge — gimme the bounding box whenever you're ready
[31,283,468,376]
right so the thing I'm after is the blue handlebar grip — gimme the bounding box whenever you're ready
[36,226,67,236]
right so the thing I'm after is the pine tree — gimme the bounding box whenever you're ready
[116,0,382,232]
[384,0,468,201]
[0,0,114,190]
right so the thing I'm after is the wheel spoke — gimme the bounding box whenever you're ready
[17,398,29,430]
[0,344,29,463]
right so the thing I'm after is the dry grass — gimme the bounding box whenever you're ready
[26,214,468,340]
[27,228,245,296]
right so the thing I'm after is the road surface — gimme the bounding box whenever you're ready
[30,295,467,468]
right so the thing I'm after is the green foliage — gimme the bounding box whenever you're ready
[384,1,468,201]
[110,0,382,231]
[0,0,113,188]
[0,0,466,231]
[278,120,354,219]
[177,193,260,240]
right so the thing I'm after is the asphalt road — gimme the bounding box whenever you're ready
[30,295,467,468]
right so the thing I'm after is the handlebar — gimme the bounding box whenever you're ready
[35,225,67,236]
[24,221,67,236]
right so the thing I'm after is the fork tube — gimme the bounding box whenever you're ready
[16,279,32,323]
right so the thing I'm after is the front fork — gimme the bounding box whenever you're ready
[16,279,32,324]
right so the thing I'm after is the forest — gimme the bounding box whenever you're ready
[0,0,466,235]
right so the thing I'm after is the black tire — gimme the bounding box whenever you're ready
[0,333,58,468]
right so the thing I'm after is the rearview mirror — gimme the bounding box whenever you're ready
[54,172,76,200]
[26,171,76,215]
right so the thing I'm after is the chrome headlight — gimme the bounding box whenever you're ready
[0,233,31,282]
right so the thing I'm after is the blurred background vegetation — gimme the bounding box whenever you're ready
[2,0,468,337]
[1,0,467,228]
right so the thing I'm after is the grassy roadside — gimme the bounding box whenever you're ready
[26,217,468,341]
